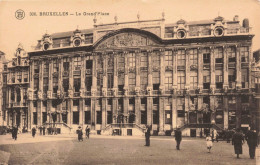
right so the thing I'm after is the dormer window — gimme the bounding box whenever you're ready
[73,38,81,47]
[43,43,49,51]
[177,30,186,39]
[214,27,224,36]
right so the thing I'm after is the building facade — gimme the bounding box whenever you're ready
[2,15,257,136]
[3,44,29,128]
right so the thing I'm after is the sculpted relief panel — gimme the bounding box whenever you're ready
[96,32,156,49]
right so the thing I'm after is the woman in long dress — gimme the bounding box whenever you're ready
[206,134,213,153]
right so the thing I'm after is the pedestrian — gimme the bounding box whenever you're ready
[245,128,258,159]
[232,128,244,158]
[175,127,182,150]
[85,126,90,139]
[206,134,213,153]
[42,126,45,135]
[32,127,36,138]
[144,125,151,146]
[39,126,42,135]
[77,126,83,142]
[11,126,15,139]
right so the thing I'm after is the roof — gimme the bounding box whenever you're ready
[51,28,94,39]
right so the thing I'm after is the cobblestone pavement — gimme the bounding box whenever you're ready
[0,133,259,165]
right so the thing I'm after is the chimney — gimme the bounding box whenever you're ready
[233,15,239,22]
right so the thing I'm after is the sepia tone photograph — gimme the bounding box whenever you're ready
[0,0,260,164]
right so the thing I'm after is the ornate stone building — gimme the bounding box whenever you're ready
[2,44,29,128]
[2,15,257,136]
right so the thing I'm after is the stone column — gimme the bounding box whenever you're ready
[158,97,165,135]
[147,97,152,127]
[67,99,72,126]
[124,52,129,94]
[236,96,242,128]
[173,49,178,89]
[159,50,165,94]
[184,96,189,124]
[113,53,118,93]
[185,48,190,90]
[223,96,228,129]
[102,98,107,129]
[147,51,153,90]
[198,48,203,90]
[135,97,140,125]
[37,100,42,126]
[123,98,128,123]
[210,96,215,124]
[91,98,96,130]
[68,57,74,97]
[223,46,229,89]
[79,99,84,126]
[112,98,118,123]
[29,101,33,129]
[37,60,43,126]
[172,96,177,129]
[236,46,242,89]
[197,96,203,124]
[210,47,216,91]
[135,51,140,93]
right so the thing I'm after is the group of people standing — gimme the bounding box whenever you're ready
[144,126,258,159]
[77,125,90,142]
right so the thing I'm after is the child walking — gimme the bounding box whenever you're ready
[206,134,213,153]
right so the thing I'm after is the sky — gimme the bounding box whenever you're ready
[0,0,260,60]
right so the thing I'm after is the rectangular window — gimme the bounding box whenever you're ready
[240,46,249,62]
[241,69,248,88]
[128,53,135,67]
[86,60,93,69]
[11,72,15,83]
[165,110,172,124]
[34,61,39,73]
[33,112,37,125]
[73,112,79,124]
[53,77,58,93]
[203,71,210,89]
[141,111,147,124]
[140,52,148,67]
[215,70,223,89]
[63,59,70,71]
[17,72,22,82]
[190,71,198,90]
[153,110,159,124]
[63,78,69,92]
[74,56,81,70]
[215,47,223,63]
[129,73,136,90]
[85,76,92,91]
[203,48,210,64]
[34,78,39,91]
[177,110,185,117]
[43,78,48,93]
[118,54,125,68]
[96,111,102,124]
[165,50,173,66]
[74,78,81,92]
[107,73,113,88]
[84,111,91,124]
[177,97,184,111]
[107,111,112,124]
[53,59,59,72]
[42,112,47,124]
[190,49,198,65]
[177,50,185,66]
[165,71,173,91]
[228,69,236,88]
[23,71,28,82]
[152,71,160,90]
[177,71,185,90]
[140,71,148,90]
[227,47,236,63]
[44,62,49,73]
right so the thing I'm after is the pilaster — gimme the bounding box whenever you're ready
[172,96,177,129]
[147,97,152,126]
[135,97,140,125]
[185,48,190,89]
[102,98,107,129]
[112,98,118,123]
[159,50,165,94]
[158,97,165,135]
[198,48,203,90]
[210,47,216,90]
[223,96,228,129]
[123,98,128,123]
[223,46,229,89]
[236,45,242,89]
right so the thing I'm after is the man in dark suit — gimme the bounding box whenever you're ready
[232,128,244,158]
[145,125,151,146]
[175,128,182,150]
[245,128,258,159]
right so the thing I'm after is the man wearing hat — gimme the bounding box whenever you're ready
[232,128,244,158]
[175,127,182,150]
[77,126,83,142]
[245,128,258,159]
